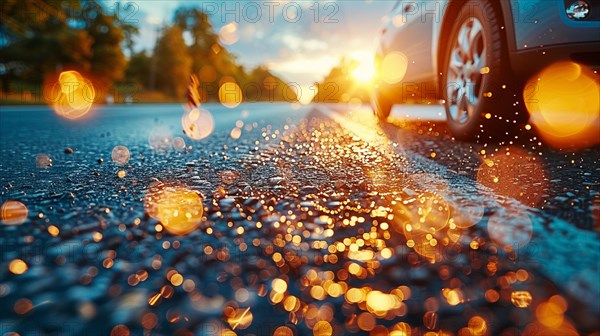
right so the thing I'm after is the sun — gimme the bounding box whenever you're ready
[351,61,375,84]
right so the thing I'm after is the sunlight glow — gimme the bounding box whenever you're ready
[351,61,375,83]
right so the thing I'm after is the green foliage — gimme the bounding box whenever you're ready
[125,51,151,88]
[143,6,297,102]
[1,2,296,102]
[243,66,298,102]
[0,0,127,91]
[0,1,92,85]
[80,2,127,86]
[174,7,218,74]
[154,25,192,99]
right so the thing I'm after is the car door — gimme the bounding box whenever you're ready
[380,0,440,84]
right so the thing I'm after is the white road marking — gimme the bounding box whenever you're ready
[390,104,447,122]
[315,104,600,313]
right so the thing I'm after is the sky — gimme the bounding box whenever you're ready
[106,0,395,87]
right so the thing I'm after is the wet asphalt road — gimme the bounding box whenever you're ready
[0,103,598,335]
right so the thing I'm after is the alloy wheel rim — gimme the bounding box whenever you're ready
[446,17,486,124]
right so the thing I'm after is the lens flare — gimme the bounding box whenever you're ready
[182,108,215,140]
[348,97,363,110]
[219,22,239,45]
[148,127,173,152]
[449,200,484,229]
[380,52,408,84]
[173,137,186,151]
[225,307,252,330]
[1,200,28,225]
[487,209,532,249]
[9,259,28,274]
[313,321,333,336]
[394,192,452,262]
[524,61,600,149]
[219,82,243,108]
[46,70,95,120]
[144,184,204,235]
[35,154,53,168]
[230,127,242,139]
[511,291,533,308]
[111,146,130,166]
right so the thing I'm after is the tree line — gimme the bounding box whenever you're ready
[0,1,296,103]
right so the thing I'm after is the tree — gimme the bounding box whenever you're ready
[174,8,218,75]
[174,7,245,96]
[154,25,192,99]
[125,51,151,88]
[0,0,130,91]
[0,0,93,86]
[246,66,297,102]
[171,6,298,103]
[80,2,127,87]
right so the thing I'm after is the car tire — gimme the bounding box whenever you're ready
[441,0,522,141]
[372,87,393,121]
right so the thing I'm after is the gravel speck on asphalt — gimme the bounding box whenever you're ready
[0,104,598,335]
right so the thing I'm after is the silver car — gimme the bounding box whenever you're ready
[372,0,600,140]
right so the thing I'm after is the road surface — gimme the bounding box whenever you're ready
[0,103,598,335]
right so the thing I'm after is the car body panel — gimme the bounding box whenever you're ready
[378,1,440,83]
[510,0,600,50]
[375,0,600,89]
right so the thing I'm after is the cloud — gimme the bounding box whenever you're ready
[281,33,328,52]
[267,53,339,86]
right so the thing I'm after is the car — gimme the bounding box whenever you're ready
[372,0,600,141]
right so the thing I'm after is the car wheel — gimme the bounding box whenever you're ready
[372,87,393,121]
[441,1,520,141]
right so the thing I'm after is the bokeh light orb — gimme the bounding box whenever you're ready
[313,321,333,336]
[524,61,600,149]
[450,200,484,229]
[173,137,186,151]
[488,209,532,249]
[219,82,243,109]
[182,108,215,140]
[144,184,204,235]
[46,70,96,120]
[111,145,130,166]
[9,258,28,274]
[1,200,28,225]
[225,307,253,330]
[35,154,53,168]
[381,52,408,84]
[230,127,242,139]
[273,326,294,336]
[219,22,239,45]
[148,127,173,152]
[394,192,452,263]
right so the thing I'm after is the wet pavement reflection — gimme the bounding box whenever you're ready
[0,104,598,335]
